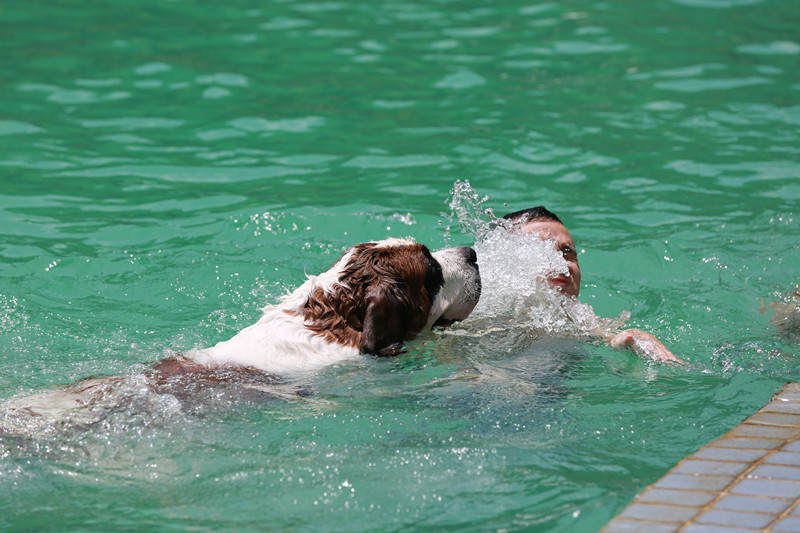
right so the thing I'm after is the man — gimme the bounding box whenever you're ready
[503,206,686,365]
[761,285,800,342]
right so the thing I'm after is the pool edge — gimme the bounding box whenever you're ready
[600,382,800,533]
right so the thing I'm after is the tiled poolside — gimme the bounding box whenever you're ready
[602,382,800,533]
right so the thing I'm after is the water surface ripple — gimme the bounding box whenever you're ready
[1,0,798,531]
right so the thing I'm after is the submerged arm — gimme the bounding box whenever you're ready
[593,326,687,366]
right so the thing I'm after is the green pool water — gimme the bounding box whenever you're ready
[1,0,799,531]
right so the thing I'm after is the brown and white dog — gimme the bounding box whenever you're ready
[1,238,480,432]
[175,237,481,375]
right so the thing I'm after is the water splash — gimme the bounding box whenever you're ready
[443,180,603,336]
[441,180,500,243]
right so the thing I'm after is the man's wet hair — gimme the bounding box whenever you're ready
[502,206,563,225]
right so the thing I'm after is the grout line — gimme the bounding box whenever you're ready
[764,499,800,532]
[674,440,788,533]
[763,454,800,532]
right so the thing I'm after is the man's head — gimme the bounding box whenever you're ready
[502,207,581,297]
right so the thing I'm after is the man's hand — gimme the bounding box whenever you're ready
[609,329,688,366]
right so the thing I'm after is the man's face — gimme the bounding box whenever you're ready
[519,220,581,297]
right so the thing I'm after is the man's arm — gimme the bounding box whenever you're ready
[594,327,688,365]
[609,329,688,365]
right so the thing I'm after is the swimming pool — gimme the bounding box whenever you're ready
[1,0,798,531]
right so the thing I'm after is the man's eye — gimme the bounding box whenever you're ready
[562,246,577,259]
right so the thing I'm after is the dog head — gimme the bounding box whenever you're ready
[300,238,481,356]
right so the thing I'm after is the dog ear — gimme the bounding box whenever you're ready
[359,288,412,357]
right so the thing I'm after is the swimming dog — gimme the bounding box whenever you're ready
[1,238,481,433]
